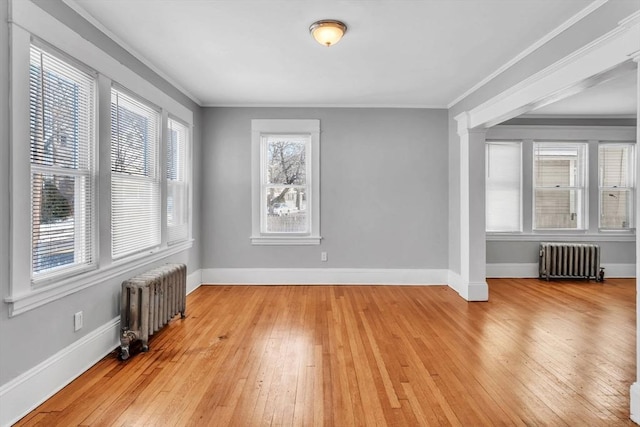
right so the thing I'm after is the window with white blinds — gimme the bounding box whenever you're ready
[486,142,522,232]
[111,88,160,258]
[599,143,635,230]
[29,44,96,279]
[533,142,587,230]
[167,118,189,243]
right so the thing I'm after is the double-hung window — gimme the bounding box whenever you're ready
[599,143,635,230]
[29,44,96,281]
[167,118,190,243]
[263,134,309,232]
[533,142,587,230]
[486,142,522,232]
[9,5,195,316]
[110,88,161,258]
[251,119,321,245]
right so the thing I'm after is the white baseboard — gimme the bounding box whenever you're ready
[187,269,202,294]
[603,263,636,278]
[0,268,203,427]
[486,263,635,278]
[0,317,121,427]
[202,268,449,285]
[9,263,634,427]
[447,271,489,301]
[631,382,640,424]
[447,270,464,295]
[0,267,448,427]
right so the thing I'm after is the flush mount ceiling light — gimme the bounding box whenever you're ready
[309,20,347,47]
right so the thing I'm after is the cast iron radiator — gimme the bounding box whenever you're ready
[539,242,603,281]
[119,263,187,360]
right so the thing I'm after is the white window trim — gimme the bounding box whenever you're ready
[7,0,193,316]
[532,141,588,231]
[110,86,162,259]
[166,116,192,245]
[485,125,636,241]
[486,233,635,242]
[598,141,636,231]
[251,119,321,245]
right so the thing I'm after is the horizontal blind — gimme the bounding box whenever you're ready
[167,118,189,243]
[599,143,635,229]
[111,88,160,258]
[534,143,586,187]
[30,44,96,277]
[486,142,521,232]
[599,144,633,188]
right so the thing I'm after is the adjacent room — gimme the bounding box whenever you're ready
[1,0,639,425]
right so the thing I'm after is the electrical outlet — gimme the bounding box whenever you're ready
[74,311,83,331]
[321,251,328,262]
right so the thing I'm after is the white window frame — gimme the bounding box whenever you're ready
[485,125,636,242]
[533,141,588,231]
[6,0,193,316]
[28,42,98,285]
[251,119,321,245]
[110,87,161,259]
[166,117,191,244]
[485,141,523,233]
[598,142,636,231]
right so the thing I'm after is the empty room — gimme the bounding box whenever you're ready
[1,0,640,425]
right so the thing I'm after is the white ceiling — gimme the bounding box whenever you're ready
[68,0,599,108]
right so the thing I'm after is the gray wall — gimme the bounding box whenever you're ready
[448,0,640,275]
[202,107,449,269]
[0,0,202,385]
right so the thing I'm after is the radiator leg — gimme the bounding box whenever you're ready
[597,267,605,282]
[120,330,137,360]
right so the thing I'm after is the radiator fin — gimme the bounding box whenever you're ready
[539,243,603,281]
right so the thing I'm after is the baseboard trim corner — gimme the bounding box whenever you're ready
[187,269,202,295]
[447,271,488,301]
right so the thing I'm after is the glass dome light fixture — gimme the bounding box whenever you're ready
[309,20,347,47]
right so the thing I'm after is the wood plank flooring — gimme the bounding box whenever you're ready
[15,278,636,426]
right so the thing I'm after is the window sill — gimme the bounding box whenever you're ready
[4,239,194,317]
[250,235,322,246]
[486,232,635,242]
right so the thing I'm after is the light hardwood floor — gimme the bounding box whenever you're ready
[15,278,636,426]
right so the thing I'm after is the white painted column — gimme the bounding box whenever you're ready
[455,113,489,301]
[630,53,640,425]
